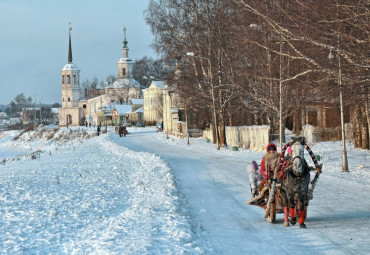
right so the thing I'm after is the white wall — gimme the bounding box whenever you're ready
[203,125,270,152]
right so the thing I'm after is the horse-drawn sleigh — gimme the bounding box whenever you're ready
[246,136,322,228]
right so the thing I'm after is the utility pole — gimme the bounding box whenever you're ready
[34,95,37,124]
[279,41,283,152]
[39,97,42,124]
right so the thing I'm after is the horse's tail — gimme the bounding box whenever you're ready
[308,171,320,200]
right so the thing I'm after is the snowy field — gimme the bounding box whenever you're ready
[0,126,370,254]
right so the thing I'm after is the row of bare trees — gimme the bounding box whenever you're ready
[6,93,57,128]
[145,0,369,149]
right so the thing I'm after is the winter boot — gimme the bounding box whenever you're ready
[298,210,306,229]
[283,207,290,227]
[289,208,297,225]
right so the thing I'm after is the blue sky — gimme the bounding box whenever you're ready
[0,0,156,105]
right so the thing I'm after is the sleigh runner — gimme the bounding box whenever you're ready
[246,136,322,226]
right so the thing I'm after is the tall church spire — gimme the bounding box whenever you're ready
[68,24,73,64]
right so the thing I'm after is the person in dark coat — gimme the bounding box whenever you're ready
[118,125,123,137]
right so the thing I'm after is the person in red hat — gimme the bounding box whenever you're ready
[260,143,289,226]
[260,143,281,180]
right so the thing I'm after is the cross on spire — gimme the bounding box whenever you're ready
[122,26,128,48]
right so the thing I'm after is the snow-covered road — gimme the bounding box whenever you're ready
[120,128,370,255]
[1,126,369,254]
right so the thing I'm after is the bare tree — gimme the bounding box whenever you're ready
[9,93,32,128]
[132,57,172,88]
[146,0,369,149]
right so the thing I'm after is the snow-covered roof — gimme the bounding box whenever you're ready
[23,107,41,111]
[115,104,132,115]
[51,108,59,114]
[150,81,166,89]
[131,99,143,105]
[135,107,143,113]
[62,63,79,71]
[106,78,141,89]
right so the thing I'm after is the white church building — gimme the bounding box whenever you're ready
[58,27,84,126]
[58,26,142,127]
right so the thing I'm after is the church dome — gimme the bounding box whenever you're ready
[62,63,79,71]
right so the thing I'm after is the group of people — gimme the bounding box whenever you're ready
[117,124,128,137]
[247,143,309,228]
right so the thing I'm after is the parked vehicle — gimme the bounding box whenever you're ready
[135,121,145,127]
[122,121,132,127]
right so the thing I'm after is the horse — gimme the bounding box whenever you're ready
[279,136,322,229]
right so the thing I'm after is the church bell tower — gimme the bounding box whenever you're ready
[61,25,81,108]
[118,27,133,79]
[59,24,83,127]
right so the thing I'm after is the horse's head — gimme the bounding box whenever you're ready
[291,141,305,177]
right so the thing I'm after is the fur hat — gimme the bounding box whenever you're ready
[267,144,277,152]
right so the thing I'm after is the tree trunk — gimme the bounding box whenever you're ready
[282,117,286,144]
[366,97,370,150]
[301,107,306,130]
[361,104,369,149]
[227,101,232,126]
[218,106,226,148]
[292,107,301,136]
[211,123,216,144]
[352,104,361,148]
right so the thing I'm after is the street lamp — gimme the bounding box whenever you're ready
[163,89,169,139]
[185,103,190,145]
[278,41,283,152]
[186,52,220,149]
[328,49,349,172]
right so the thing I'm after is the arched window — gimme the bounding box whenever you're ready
[67,75,71,84]
[68,97,70,102]
[122,68,126,76]
[62,75,65,84]
[73,75,76,84]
